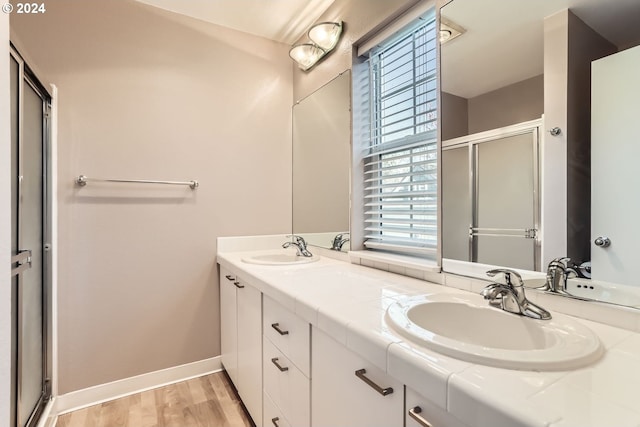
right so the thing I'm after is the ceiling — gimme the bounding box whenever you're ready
[134,0,336,44]
[441,0,640,99]
[133,0,640,96]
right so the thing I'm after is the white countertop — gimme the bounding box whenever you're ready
[217,249,640,427]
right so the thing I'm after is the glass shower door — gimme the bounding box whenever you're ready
[442,122,541,271]
[10,48,51,427]
[473,131,538,270]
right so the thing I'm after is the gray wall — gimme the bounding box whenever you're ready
[566,11,616,263]
[1,11,11,427]
[441,92,468,140]
[11,0,292,394]
[441,75,543,141]
[442,147,470,261]
[468,75,544,134]
[293,73,351,234]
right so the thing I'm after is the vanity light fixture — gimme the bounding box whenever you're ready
[308,21,343,50]
[289,43,326,71]
[440,18,465,44]
[290,21,343,71]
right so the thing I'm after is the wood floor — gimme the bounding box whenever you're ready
[55,372,254,427]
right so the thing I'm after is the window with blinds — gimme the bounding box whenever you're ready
[361,12,438,258]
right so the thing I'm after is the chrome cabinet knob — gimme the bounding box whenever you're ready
[594,236,611,248]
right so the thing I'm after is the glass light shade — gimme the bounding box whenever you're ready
[440,29,452,43]
[308,21,343,51]
[440,20,465,44]
[289,43,326,71]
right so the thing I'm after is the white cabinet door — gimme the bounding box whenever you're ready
[263,338,310,427]
[312,327,403,427]
[220,269,238,385]
[592,45,640,286]
[237,278,263,427]
[406,387,468,427]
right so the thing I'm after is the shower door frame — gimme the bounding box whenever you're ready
[10,45,53,427]
[442,118,542,271]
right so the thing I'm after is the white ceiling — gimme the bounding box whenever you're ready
[134,0,336,44]
[133,0,639,97]
[442,0,640,99]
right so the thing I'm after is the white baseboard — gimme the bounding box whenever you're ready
[54,356,222,416]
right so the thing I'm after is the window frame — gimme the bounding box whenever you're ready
[353,5,441,263]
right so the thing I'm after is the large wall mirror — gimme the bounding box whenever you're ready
[293,70,351,251]
[440,0,640,308]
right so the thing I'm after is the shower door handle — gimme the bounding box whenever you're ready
[11,250,32,277]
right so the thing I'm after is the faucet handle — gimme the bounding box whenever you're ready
[331,232,350,247]
[286,234,307,245]
[486,269,524,288]
[481,283,505,300]
[551,256,571,265]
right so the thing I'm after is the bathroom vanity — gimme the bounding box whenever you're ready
[218,236,640,427]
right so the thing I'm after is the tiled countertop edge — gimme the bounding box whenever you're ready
[217,246,640,427]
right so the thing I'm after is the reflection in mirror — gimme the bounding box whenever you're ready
[443,121,541,271]
[440,0,640,308]
[292,70,351,251]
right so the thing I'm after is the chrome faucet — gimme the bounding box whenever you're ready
[544,257,588,294]
[331,233,350,251]
[481,269,551,320]
[282,235,313,257]
[545,257,571,294]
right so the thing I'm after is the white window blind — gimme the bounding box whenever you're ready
[360,11,438,258]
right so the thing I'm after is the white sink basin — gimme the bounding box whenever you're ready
[241,253,319,266]
[386,294,603,371]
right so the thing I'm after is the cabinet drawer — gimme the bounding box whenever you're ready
[263,338,310,427]
[264,392,292,427]
[406,387,468,427]
[312,327,403,427]
[263,295,310,376]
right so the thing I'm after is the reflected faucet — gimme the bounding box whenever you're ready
[544,257,588,294]
[545,257,571,294]
[331,233,350,251]
[482,269,551,320]
[282,235,313,257]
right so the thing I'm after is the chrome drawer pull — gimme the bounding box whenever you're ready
[408,406,433,427]
[271,323,289,336]
[271,358,289,372]
[225,274,236,281]
[271,417,280,427]
[233,281,245,289]
[355,369,393,396]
